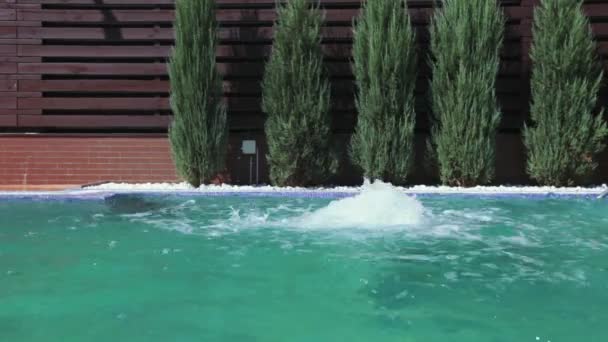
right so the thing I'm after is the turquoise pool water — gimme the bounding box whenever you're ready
[1,186,607,341]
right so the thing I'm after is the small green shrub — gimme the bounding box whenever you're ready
[168,0,227,187]
[524,0,608,186]
[350,0,417,184]
[262,0,337,186]
[429,0,505,186]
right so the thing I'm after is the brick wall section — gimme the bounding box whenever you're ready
[0,133,606,187]
[0,135,179,186]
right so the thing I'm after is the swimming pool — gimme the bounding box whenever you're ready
[1,182,607,341]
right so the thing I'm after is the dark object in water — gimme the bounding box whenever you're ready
[104,194,164,214]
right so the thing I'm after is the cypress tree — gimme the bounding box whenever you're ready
[168,0,227,187]
[524,0,607,186]
[429,0,505,186]
[262,0,337,186]
[350,0,417,184]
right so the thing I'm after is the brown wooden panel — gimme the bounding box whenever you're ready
[0,45,17,56]
[19,10,175,23]
[19,97,169,110]
[592,23,608,37]
[0,97,17,109]
[17,44,356,59]
[19,26,174,40]
[17,61,356,77]
[0,114,17,126]
[0,0,546,137]
[0,10,16,22]
[0,107,17,115]
[18,25,523,41]
[18,115,171,128]
[20,7,527,24]
[19,79,168,92]
[36,0,520,5]
[0,62,17,74]
[39,0,175,4]
[585,3,608,17]
[19,45,172,58]
[18,95,531,113]
[0,27,16,39]
[0,79,18,91]
[19,62,167,75]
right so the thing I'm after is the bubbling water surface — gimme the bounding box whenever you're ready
[2,187,607,341]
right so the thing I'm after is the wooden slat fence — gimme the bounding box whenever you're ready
[0,0,608,185]
[1,0,608,185]
[2,0,607,132]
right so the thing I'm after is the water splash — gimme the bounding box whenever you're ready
[289,180,425,229]
[125,180,426,232]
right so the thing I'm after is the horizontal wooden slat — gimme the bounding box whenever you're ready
[0,114,17,127]
[19,7,528,24]
[37,0,521,6]
[18,114,171,128]
[585,3,608,17]
[15,96,534,113]
[19,10,175,22]
[15,93,526,113]
[39,0,175,4]
[19,97,169,110]
[18,78,524,95]
[18,25,524,41]
[19,63,167,75]
[0,62,18,74]
[9,112,538,132]
[20,26,174,40]
[0,97,17,109]
[19,79,168,92]
[0,10,16,22]
[0,79,17,91]
[0,27,16,39]
[17,43,522,60]
[19,60,522,77]
[19,45,172,58]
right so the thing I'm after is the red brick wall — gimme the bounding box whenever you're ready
[1,133,606,188]
[0,135,179,186]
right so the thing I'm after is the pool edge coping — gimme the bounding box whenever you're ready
[1,187,607,200]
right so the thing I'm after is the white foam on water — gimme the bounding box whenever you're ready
[288,180,425,230]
